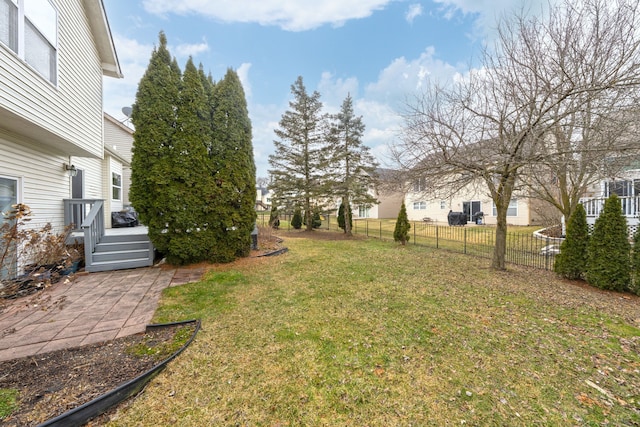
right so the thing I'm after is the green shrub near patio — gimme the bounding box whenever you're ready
[554,203,589,280]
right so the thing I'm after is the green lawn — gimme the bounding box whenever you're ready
[108,235,640,426]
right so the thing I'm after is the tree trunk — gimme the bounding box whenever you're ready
[305,197,313,232]
[343,196,352,236]
[492,207,508,270]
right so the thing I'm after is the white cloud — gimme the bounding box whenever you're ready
[236,63,253,100]
[103,35,155,121]
[174,39,210,58]
[142,0,392,31]
[317,72,359,113]
[405,4,423,24]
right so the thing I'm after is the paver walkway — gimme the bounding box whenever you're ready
[0,265,205,362]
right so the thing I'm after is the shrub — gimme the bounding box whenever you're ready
[291,208,303,230]
[554,203,589,280]
[586,194,630,291]
[394,202,411,245]
[631,227,640,295]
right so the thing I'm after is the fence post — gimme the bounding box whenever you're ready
[379,221,382,239]
[366,220,369,237]
[436,225,439,249]
[545,236,550,271]
[464,228,467,254]
[414,223,416,245]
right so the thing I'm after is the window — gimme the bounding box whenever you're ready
[606,180,632,197]
[0,176,19,279]
[358,206,370,218]
[440,200,446,210]
[0,0,57,84]
[492,199,518,217]
[112,172,121,201]
[413,177,426,192]
[413,201,427,210]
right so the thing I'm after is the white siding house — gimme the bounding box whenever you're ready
[404,180,535,226]
[0,0,129,272]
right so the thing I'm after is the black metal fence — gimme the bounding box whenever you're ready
[256,213,559,271]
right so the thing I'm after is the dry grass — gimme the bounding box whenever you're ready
[107,235,640,426]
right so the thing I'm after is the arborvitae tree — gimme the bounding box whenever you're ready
[269,76,328,231]
[337,201,353,232]
[210,68,256,259]
[586,194,630,291]
[130,32,182,259]
[291,208,303,230]
[631,227,640,295]
[326,94,378,236]
[554,203,589,280]
[394,202,411,245]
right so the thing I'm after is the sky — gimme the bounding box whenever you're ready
[102,0,550,179]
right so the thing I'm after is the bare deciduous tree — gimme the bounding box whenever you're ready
[394,0,640,270]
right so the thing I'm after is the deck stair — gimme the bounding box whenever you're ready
[85,233,154,272]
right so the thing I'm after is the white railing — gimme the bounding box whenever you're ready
[580,196,640,218]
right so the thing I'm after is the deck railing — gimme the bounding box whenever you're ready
[80,201,105,269]
[63,199,103,232]
[580,196,640,218]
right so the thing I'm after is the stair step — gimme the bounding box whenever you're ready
[95,241,150,252]
[92,248,151,263]
[85,258,153,273]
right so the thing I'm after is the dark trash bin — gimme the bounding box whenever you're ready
[112,208,139,228]
[447,211,467,226]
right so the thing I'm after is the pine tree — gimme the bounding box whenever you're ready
[394,202,411,245]
[268,76,328,232]
[291,208,303,230]
[326,94,378,236]
[211,68,256,259]
[554,203,589,280]
[130,32,182,259]
[586,194,630,291]
[631,227,640,295]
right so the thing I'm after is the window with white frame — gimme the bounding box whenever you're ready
[492,199,518,217]
[358,206,370,218]
[0,0,57,84]
[413,177,426,192]
[112,172,122,201]
[413,201,427,210]
[440,200,446,209]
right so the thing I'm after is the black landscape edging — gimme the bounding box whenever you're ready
[257,247,288,257]
[37,319,201,427]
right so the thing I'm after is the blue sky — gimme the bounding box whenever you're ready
[102,0,549,178]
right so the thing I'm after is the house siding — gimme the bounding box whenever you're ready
[0,132,69,231]
[0,0,104,158]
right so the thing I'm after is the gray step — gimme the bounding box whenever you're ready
[100,234,150,243]
[94,240,150,252]
[85,258,153,273]
[92,248,151,263]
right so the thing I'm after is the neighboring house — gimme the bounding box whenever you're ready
[0,0,153,273]
[256,186,272,211]
[404,178,539,226]
[353,168,403,219]
[103,112,133,215]
[580,168,640,228]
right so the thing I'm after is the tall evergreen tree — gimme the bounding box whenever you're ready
[554,203,589,280]
[268,76,328,232]
[291,207,303,230]
[211,69,256,259]
[130,32,182,258]
[394,202,411,245]
[326,94,378,236]
[631,227,640,295]
[586,194,630,291]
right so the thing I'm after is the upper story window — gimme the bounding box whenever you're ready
[413,201,427,210]
[0,0,57,85]
[413,177,426,192]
